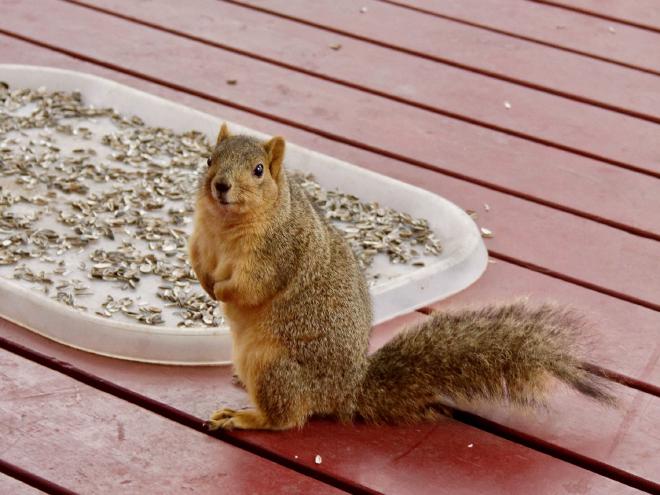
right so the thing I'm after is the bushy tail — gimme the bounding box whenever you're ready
[356,301,615,424]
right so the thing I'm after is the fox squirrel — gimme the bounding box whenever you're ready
[189,123,614,431]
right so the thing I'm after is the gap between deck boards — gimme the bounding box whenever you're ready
[222,0,660,128]
[0,332,658,494]
[527,0,660,34]
[39,1,660,243]
[66,0,660,168]
[418,308,660,398]
[0,335,375,495]
[377,0,660,77]
[0,459,77,495]
[486,252,660,313]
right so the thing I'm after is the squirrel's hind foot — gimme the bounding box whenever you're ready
[206,407,237,430]
[207,407,288,431]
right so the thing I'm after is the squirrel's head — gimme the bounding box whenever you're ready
[202,123,286,219]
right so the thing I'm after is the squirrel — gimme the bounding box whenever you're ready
[189,123,615,431]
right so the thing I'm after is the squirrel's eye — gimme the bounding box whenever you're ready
[206,157,212,167]
[254,163,264,177]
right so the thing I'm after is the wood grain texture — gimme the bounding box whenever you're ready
[0,349,345,495]
[1,4,659,308]
[1,33,658,385]
[72,0,660,238]
[0,473,45,495]
[231,0,660,125]
[1,0,659,491]
[0,319,644,495]
[534,0,660,31]
[385,0,660,73]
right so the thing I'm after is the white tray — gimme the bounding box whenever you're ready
[0,65,487,365]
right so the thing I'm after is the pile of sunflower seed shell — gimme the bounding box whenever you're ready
[0,83,442,328]
[294,173,442,269]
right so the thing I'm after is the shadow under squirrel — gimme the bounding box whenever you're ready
[189,124,615,431]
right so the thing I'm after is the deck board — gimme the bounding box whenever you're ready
[0,321,644,495]
[456,378,660,483]
[0,474,44,495]
[231,0,660,124]
[2,308,660,489]
[0,349,346,495]
[536,0,660,31]
[73,0,660,238]
[385,0,660,74]
[1,2,660,309]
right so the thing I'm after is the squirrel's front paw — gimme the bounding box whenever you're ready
[199,273,216,300]
[213,280,234,303]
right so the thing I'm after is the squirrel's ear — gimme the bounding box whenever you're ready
[216,122,230,145]
[264,136,285,180]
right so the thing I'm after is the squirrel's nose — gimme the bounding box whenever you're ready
[214,181,232,194]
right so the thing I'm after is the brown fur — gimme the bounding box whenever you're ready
[357,302,615,423]
[189,124,615,431]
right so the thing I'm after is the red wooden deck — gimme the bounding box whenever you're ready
[1,1,659,493]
